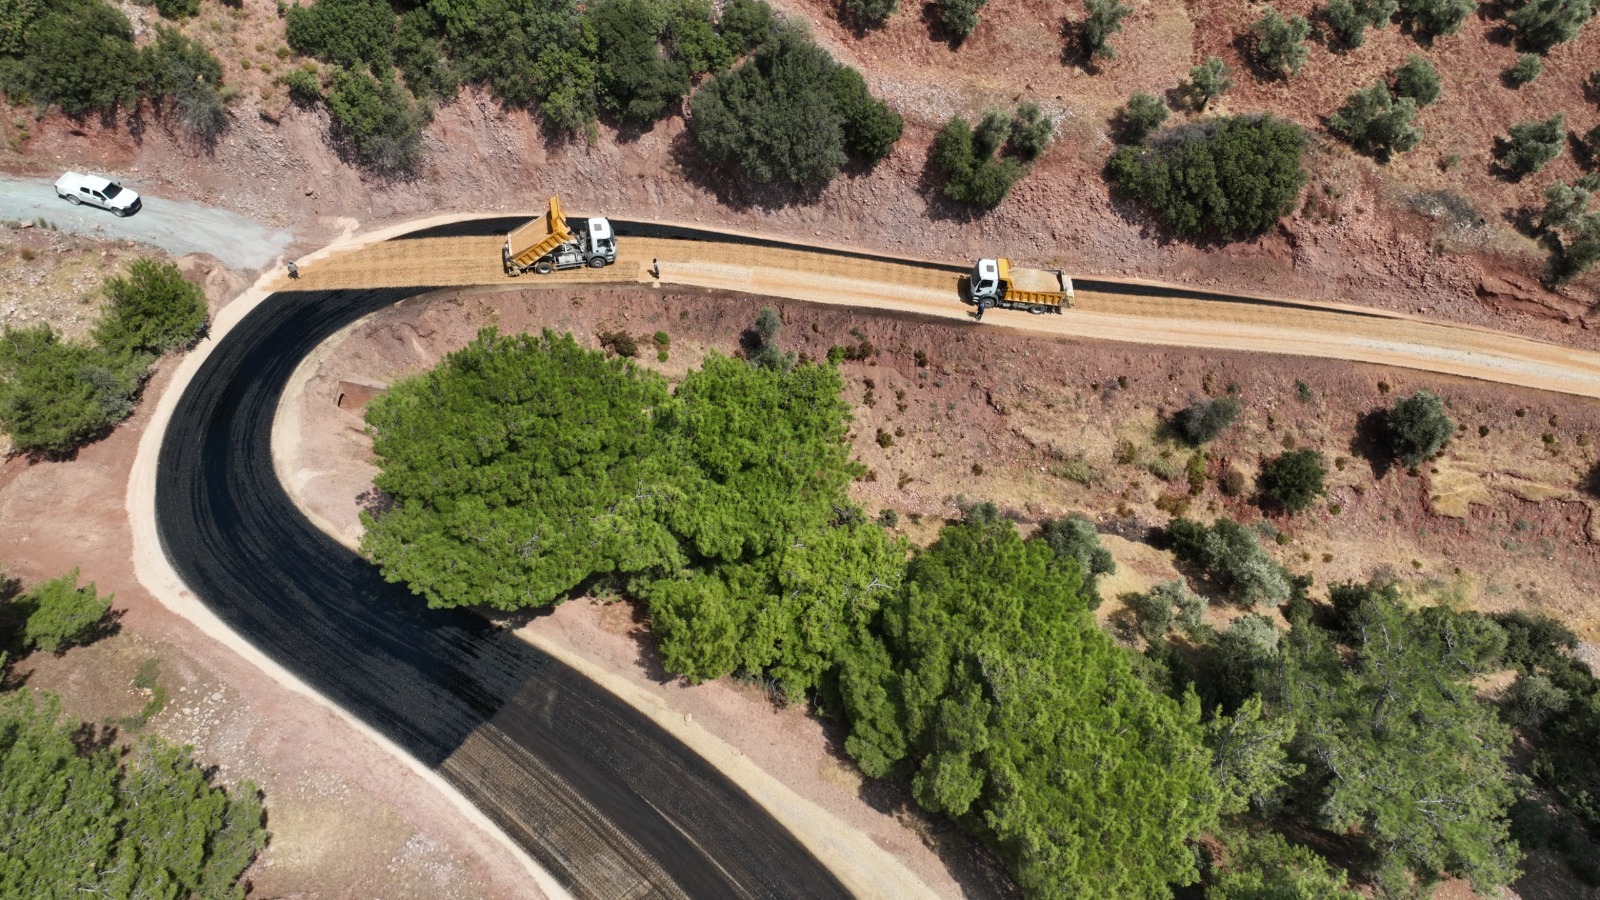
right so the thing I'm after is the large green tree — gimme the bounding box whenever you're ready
[94,260,208,358]
[0,691,265,898]
[1107,116,1308,239]
[839,520,1220,896]
[363,329,679,610]
[1273,589,1521,895]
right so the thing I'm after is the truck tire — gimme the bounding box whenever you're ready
[1028,306,1044,315]
[587,256,606,268]
[534,260,554,275]
[66,194,80,205]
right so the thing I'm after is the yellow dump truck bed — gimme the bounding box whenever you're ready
[998,258,1073,308]
[505,197,574,270]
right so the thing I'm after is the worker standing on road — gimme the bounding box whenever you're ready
[287,260,299,279]
[650,258,660,279]
[973,302,984,322]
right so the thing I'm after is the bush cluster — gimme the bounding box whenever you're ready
[1257,448,1327,513]
[1250,8,1310,78]
[1107,116,1309,240]
[1167,516,1291,606]
[1536,181,1600,284]
[1172,396,1243,444]
[930,103,1055,207]
[0,260,205,454]
[1384,389,1453,466]
[0,575,265,897]
[1500,114,1565,180]
[691,24,901,185]
[0,0,229,140]
[1329,83,1422,160]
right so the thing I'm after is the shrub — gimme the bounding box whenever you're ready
[1186,55,1232,109]
[1257,449,1327,513]
[1323,0,1371,47]
[1172,396,1242,444]
[591,0,692,126]
[326,68,431,175]
[0,325,144,454]
[283,66,322,104]
[1008,102,1055,160]
[597,329,639,357]
[1119,92,1168,143]
[1508,53,1543,87]
[666,0,733,74]
[1493,609,1580,672]
[1,0,145,116]
[1542,183,1590,231]
[842,0,897,25]
[1106,116,1309,239]
[1385,390,1453,466]
[829,67,903,164]
[691,26,894,185]
[1501,114,1565,179]
[154,0,200,18]
[1390,54,1441,106]
[17,568,111,653]
[1250,8,1310,78]
[1507,0,1594,52]
[1502,673,1572,729]
[394,8,457,100]
[1166,517,1291,606]
[931,113,1029,207]
[1083,0,1134,59]
[284,0,395,73]
[144,26,229,143]
[718,0,774,53]
[1128,579,1206,640]
[1220,467,1248,496]
[94,260,208,357]
[1036,514,1115,606]
[935,0,988,37]
[1397,0,1475,35]
[1328,84,1421,160]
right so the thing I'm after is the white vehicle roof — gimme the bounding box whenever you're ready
[587,217,613,241]
[56,171,115,192]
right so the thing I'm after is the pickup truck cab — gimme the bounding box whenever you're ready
[54,171,141,216]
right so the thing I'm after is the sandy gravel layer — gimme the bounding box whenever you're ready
[276,223,1600,400]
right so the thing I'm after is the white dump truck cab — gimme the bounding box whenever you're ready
[582,218,617,265]
[970,258,1003,303]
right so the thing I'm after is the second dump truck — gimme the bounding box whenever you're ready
[503,196,617,275]
[968,258,1073,317]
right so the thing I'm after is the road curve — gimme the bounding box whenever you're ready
[153,282,853,900]
[153,210,1600,900]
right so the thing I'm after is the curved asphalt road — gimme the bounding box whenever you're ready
[154,278,852,899]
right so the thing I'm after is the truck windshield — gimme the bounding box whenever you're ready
[102,184,121,199]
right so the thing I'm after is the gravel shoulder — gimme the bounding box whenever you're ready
[0,175,292,271]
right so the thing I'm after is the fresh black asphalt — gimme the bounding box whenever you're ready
[154,281,852,899]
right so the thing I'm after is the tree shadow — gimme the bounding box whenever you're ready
[919,2,970,50]
[73,606,126,651]
[665,129,830,212]
[70,720,122,756]
[836,1,892,38]
[356,486,394,520]
[1351,408,1395,480]
[1229,32,1281,83]
[849,762,1025,899]
[913,147,986,224]
[1057,17,1096,70]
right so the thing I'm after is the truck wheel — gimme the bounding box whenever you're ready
[534,260,554,275]
[1028,306,1044,315]
[66,195,80,205]
[587,256,606,268]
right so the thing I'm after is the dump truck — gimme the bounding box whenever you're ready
[502,196,617,275]
[968,258,1072,318]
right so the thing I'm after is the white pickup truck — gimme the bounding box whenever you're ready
[54,171,142,216]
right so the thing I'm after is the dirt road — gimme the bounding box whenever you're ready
[0,175,291,270]
[276,217,1600,400]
